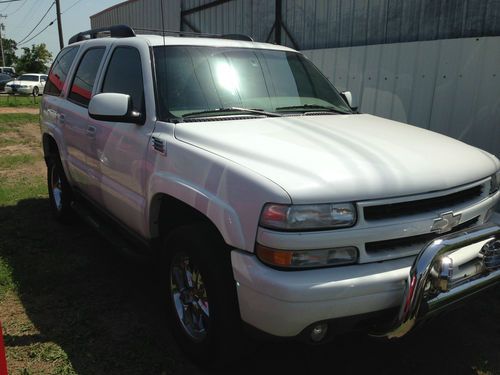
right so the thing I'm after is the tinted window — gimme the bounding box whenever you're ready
[45,46,79,96]
[69,48,105,107]
[102,47,144,114]
[153,46,351,119]
[0,73,10,80]
[18,75,39,82]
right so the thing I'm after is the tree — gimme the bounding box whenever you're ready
[16,43,52,74]
[1,38,18,67]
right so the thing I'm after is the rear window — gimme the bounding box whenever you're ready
[18,75,39,82]
[45,46,79,96]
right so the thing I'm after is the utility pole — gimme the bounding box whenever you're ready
[0,15,6,67]
[275,0,282,45]
[55,0,63,49]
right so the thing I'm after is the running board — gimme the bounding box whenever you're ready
[71,200,154,262]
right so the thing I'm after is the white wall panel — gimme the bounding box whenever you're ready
[304,36,500,158]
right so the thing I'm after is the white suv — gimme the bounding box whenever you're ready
[40,25,500,366]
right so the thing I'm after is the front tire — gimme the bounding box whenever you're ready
[33,86,39,96]
[47,155,73,221]
[162,224,246,367]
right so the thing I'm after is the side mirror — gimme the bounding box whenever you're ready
[89,93,144,124]
[340,91,358,112]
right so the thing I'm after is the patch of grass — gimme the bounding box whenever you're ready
[0,113,39,133]
[0,154,36,169]
[0,95,40,108]
[0,175,46,206]
[0,258,16,299]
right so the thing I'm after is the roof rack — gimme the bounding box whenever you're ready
[68,25,254,45]
[68,24,136,44]
[134,27,254,41]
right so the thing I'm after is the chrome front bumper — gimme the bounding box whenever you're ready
[372,223,500,339]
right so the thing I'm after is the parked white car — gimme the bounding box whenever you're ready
[5,73,47,96]
[40,25,500,367]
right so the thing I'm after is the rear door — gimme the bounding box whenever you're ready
[64,46,107,197]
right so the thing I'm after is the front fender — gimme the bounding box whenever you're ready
[146,137,291,251]
[148,170,246,249]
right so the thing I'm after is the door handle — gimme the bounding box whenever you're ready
[86,126,96,138]
[58,113,65,125]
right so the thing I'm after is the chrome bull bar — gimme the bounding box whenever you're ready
[372,223,500,339]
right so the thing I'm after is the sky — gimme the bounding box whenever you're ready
[0,0,125,62]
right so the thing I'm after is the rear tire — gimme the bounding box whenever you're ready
[161,224,247,368]
[47,155,73,221]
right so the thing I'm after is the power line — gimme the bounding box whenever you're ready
[16,0,85,49]
[17,1,54,44]
[18,19,54,46]
[22,0,40,24]
[63,0,84,14]
[7,0,27,16]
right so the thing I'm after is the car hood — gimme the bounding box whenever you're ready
[174,114,499,203]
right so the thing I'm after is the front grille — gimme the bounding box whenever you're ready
[365,217,479,255]
[364,185,483,221]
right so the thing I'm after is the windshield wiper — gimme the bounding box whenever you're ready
[276,104,350,114]
[182,107,282,118]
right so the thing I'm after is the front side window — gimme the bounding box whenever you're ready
[153,46,351,119]
[45,46,79,96]
[69,48,105,107]
[101,47,144,114]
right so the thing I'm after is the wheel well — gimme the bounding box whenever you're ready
[42,134,59,163]
[151,194,224,243]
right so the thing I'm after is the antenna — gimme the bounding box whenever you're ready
[159,0,166,46]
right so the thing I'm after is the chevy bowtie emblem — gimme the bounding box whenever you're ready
[431,211,462,234]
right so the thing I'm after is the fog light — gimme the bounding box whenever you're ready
[481,239,500,271]
[310,323,328,342]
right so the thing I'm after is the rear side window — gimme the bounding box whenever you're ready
[45,46,79,96]
[69,48,105,107]
[102,47,144,114]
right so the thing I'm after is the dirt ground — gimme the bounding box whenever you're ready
[0,107,39,114]
[0,110,499,375]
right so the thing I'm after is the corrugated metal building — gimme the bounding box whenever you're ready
[90,0,500,158]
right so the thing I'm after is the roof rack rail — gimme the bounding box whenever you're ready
[68,24,136,45]
[133,27,254,42]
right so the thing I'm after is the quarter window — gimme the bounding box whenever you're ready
[69,48,105,107]
[102,47,144,114]
[45,46,79,96]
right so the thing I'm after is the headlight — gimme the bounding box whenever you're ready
[260,203,357,231]
[491,170,500,194]
[256,243,358,269]
[20,85,29,88]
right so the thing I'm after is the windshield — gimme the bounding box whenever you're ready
[18,75,39,82]
[153,46,351,119]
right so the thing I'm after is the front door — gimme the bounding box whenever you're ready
[88,45,154,237]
